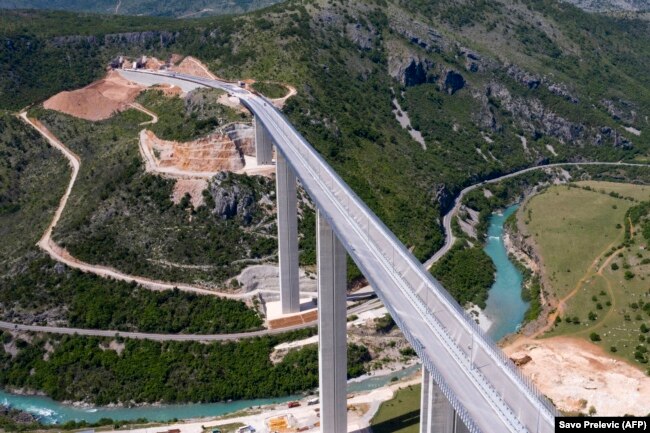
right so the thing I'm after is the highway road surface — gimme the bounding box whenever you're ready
[14,67,648,432]
[424,161,650,269]
[116,69,557,433]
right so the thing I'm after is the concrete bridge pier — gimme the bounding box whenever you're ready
[254,116,273,165]
[317,210,348,433]
[276,150,300,314]
[420,367,469,433]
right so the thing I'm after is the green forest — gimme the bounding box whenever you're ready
[0,330,372,405]
[2,0,648,262]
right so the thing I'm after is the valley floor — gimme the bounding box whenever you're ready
[502,181,650,415]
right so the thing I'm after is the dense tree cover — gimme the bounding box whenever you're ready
[627,201,650,243]
[138,88,248,142]
[0,0,281,18]
[0,113,70,285]
[251,82,288,99]
[27,106,278,285]
[0,330,373,405]
[0,110,266,334]
[431,244,496,308]
[1,258,262,333]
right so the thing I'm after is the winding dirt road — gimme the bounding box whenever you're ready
[424,161,650,269]
[14,75,650,344]
[18,112,311,301]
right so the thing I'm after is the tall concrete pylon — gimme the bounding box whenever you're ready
[276,150,300,314]
[420,367,469,433]
[254,115,273,165]
[317,210,347,433]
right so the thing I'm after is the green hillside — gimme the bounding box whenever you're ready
[0,0,282,17]
[1,0,649,262]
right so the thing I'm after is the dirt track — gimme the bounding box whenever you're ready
[43,70,144,121]
[17,112,296,301]
[505,336,650,415]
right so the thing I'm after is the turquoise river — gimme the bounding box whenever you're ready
[0,206,527,424]
[0,365,421,424]
[483,204,529,341]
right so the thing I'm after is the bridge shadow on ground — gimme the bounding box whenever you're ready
[362,409,420,433]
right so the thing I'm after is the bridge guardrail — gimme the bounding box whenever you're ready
[128,70,558,432]
[258,98,557,432]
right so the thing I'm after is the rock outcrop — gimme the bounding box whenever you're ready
[506,64,579,103]
[485,82,585,144]
[143,130,245,172]
[208,172,258,224]
[387,43,435,86]
[346,22,376,50]
[444,70,465,95]
[600,98,638,124]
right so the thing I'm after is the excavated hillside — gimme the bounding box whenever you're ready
[141,129,245,173]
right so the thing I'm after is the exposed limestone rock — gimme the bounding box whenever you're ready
[506,64,542,89]
[223,123,255,156]
[433,183,454,216]
[486,82,584,143]
[52,31,178,47]
[208,172,258,224]
[600,98,638,124]
[547,83,579,104]
[390,15,451,53]
[387,47,435,86]
[444,70,465,94]
[506,64,579,103]
[345,22,376,50]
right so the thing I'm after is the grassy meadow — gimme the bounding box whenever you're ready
[371,384,421,433]
[521,182,650,367]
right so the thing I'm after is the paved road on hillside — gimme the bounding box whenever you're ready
[118,70,556,433]
[0,300,381,341]
[12,68,647,432]
[424,161,650,269]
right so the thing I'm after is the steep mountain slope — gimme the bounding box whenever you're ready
[1,0,649,261]
[562,0,649,12]
[0,0,283,17]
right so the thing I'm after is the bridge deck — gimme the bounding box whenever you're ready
[120,69,557,433]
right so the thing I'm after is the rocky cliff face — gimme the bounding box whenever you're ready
[208,172,264,225]
[52,31,178,48]
[561,0,649,12]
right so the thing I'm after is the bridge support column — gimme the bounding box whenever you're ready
[276,151,300,314]
[317,210,347,433]
[254,116,273,165]
[420,367,469,433]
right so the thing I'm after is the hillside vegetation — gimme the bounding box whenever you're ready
[0,0,282,17]
[0,109,266,333]
[0,330,371,405]
[523,183,650,367]
[2,0,649,263]
[31,95,277,286]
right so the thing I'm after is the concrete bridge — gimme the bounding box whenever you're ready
[121,69,558,433]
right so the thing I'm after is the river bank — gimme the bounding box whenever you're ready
[481,205,530,342]
[0,361,421,426]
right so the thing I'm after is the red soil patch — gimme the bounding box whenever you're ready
[169,53,184,65]
[152,83,183,97]
[172,179,208,208]
[44,70,144,121]
[268,310,318,330]
[143,130,244,173]
[143,57,164,70]
[171,56,218,80]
